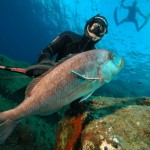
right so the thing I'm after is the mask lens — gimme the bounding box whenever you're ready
[100,26,105,34]
[90,24,106,36]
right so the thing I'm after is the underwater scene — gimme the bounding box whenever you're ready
[0,0,150,149]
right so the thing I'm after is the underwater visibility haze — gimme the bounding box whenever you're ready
[0,0,149,97]
[0,0,150,149]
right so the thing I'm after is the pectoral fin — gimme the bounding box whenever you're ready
[71,70,87,79]
[71,70,100,80]
[79,92,93,102]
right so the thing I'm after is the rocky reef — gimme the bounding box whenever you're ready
[56,97,150,150]
[0,54,150,150]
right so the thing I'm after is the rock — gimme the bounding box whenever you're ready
[56,97,150,150]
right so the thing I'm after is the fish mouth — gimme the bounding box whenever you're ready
[119,58,124,69]
[112,54,124,70]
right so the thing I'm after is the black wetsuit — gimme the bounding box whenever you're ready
[38,31,96,62]
[26,31,98,77]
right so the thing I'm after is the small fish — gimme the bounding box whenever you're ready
[0,49,124,144]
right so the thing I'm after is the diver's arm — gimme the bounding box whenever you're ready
[38,32,72,62]
[137,8,146,19]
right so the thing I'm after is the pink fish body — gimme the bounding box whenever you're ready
[0,49,124,143]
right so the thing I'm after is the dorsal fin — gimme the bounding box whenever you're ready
[25,71,50,98]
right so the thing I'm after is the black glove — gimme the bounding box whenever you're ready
[26,59,55,77]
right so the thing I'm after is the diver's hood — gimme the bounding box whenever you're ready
[84,14,108,42]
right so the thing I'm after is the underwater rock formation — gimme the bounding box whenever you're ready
[56,97,150,150]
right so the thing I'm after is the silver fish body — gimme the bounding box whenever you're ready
[0,49,124,144]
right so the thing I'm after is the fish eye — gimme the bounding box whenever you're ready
[108,52,114,60]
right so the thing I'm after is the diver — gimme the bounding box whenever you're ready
[26,14,108,77]
[114,0,149,31]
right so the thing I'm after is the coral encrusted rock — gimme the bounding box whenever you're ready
[56,97,150,150]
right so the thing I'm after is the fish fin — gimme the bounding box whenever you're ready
[25,70,51,97]
[71,70,101,80]
[71,70,87,79]
[0,111,18,144]
[25,54,77,97]
[25,76,41,97]
[71,61,103,80]
[79,92,94,102]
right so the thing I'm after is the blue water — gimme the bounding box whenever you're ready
[0,0,150,97]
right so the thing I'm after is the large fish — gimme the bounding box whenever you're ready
[0,49,124,144]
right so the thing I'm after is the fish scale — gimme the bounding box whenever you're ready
[4,50,109,117]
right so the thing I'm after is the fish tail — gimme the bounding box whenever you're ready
[0,111,18,144]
